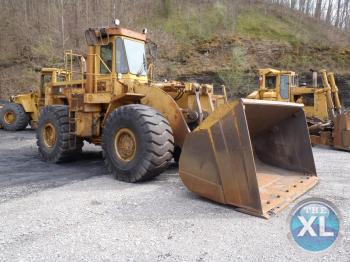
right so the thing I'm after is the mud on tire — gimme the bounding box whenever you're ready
[36,105,83,163]
[102,104,174,182]
[0,102,30,131]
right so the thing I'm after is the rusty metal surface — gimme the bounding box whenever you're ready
[310,133,332,147]
[70,94,84,111]
[135,85,190,147]
[106,27,146,41]
[86,46,95,93]
[102,93,145,126]
[179,99,317,218]
[310,112,350,151]
[333,112,350,150]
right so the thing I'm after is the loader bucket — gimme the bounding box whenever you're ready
[179,99,318,218]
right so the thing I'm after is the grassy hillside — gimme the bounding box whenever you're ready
[143,2,350,97]
[1,1,350,99]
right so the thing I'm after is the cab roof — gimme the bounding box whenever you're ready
[106,26,146,41]
[86,26,146,45]
[259,68,296,75]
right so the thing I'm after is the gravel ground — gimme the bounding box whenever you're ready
[0,129,349,262]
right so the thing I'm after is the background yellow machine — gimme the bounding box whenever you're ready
[0,92,37,131]
[3,25,318,218]
[0,68,66,131]
[248,68,350,151]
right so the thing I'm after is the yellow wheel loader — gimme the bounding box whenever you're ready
[0,68,68,131]
[34,24,317,218]
[248,68,350,151]
[0,92,37,131]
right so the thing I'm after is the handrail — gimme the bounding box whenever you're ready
[95,54,111,73]
[64,50,85,81]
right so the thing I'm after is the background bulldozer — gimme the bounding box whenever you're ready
[248,68,350,151]
[15,23,317,218]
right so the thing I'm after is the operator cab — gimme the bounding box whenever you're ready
[85,23,149,85]
[257,68,297,101]
[98,36,147,77]
[39,68,69,97]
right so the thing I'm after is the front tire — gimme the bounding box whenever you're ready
[36,105,83,163]
[0,103,30,131]
[102,104,174,182]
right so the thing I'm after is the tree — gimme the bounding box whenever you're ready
[290,0,297,9]
[299,0,307,13]
[314,0,323,20]
[325,0,333,24]
[335,0,342,28]
[60,0,65,49]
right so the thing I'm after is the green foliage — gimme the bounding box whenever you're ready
[162,2,235,41]
[175,43,194,63]
[235,7,337,49]
[18,68,37,88]
[161,0,173,18]
[31,35,62,67]
[218,47,255,98]
[278,54,294,68]
[236,9,303,46]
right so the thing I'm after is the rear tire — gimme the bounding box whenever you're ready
[0,103,30,131]
[36,105,83,163]
[102,104,174,182]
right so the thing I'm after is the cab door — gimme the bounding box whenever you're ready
[96,42,114,93]
[279,74,290,101]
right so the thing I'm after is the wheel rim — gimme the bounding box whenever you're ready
[4,111,15,124]
[43,123,57,148]
[114,128,137,162]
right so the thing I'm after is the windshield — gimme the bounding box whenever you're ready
[116,38,147,76]
[280,75,290,99]
[266,75,277,89]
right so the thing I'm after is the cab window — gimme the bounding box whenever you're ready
[116,38,128,73]
[100,43,113,74]
[280,75,290,99]
[124,39,147,76]
[266,75,277,89]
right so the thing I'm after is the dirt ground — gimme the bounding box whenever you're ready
[0,129,349,261]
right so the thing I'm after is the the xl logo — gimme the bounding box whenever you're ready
[289,198,340,252]
[297,216,334,237]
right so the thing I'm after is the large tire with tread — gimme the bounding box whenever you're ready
[0,102,30,131]
[102,104,174,182]
[0,100,6,128]
[36,105,83,163]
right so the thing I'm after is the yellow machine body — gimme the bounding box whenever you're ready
[248,68,350,151]
[31,26,317,218]
[0,68,68,130]
[10,92,38,127]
